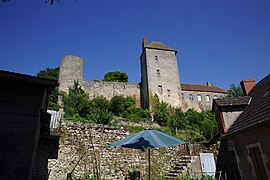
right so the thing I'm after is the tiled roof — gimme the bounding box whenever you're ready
[145,41,175,51]
[226,74,270,136]
[0,70,59,87]
[213,96,251,107]
[181,83,227,93]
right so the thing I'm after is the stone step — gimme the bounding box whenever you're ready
[167,172,180,177]
[169,169,182,174]
[174,162,188,167]
[164,175,177,180]
[173,166,185,170]
[165,156,195,178]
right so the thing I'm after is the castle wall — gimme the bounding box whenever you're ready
[82,80,140,106]
[58,55,140,106]
[181,91,225,112]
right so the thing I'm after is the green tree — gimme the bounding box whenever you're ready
[126,106,151,121]
[37,67,59,81]
[63,80,91,119]
[174,108,187,129]
[110,96,135,117]
[153,101,171,126]
[37,67,60,110]
[90,96,110,112]
[200,111,218,140]
[227,83,244,97]
[103,71,128,82]
[87,96,113,125]
[149,93,160,113]
[88,108,113,125]
[185,109,203,132]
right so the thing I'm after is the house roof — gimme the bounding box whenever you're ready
[213,96,251,107]
[181,83,227,93]
[0,70,59,88]
[226,74,270,136]
[145,41,176,51]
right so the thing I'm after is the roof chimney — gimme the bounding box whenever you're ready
[240,80,256,95]
[142,37,148,50]
[207,82,212,86]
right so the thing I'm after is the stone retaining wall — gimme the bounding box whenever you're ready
[48,120,182,180]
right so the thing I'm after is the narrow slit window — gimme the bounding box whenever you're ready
[167,89,171,97]
[157,69,160,76]
[158,85,163,93]
[155,56,158,62]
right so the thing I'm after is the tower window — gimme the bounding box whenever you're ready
[158,85,163,93]
[197,95,202,102]
[156,69,160,76]
[189,94,194,101]
[155,56,158,61]
[182,93,185,100]
[167,89,171,97]
[206,95,210,102]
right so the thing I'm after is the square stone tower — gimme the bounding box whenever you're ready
[140,37,182,108]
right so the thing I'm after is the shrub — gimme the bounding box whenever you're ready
[87,108,113,125]
[63,80,91,119]
[110,96,135,117]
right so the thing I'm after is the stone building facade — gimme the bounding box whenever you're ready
[58,37,226,111]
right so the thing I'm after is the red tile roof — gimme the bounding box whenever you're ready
[145,41,175,51]
[181,83,227,93]
[226,74,270,136]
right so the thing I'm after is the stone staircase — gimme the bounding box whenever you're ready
[164,155,198,179]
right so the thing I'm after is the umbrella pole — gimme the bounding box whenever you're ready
[148,148,150,180]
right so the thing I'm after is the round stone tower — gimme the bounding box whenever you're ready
[58,55,84,94]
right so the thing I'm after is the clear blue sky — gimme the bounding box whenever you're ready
[1,0,270,90]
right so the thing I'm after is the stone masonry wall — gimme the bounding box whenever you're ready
[181,91,225,112]
[141,48,182,108]
[58,55,141,106]
[48,120,183,180]
[82,81,141,106]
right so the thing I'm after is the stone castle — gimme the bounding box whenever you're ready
[58,37,226,111]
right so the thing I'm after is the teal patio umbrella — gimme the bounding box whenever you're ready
[109,128,186,179]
